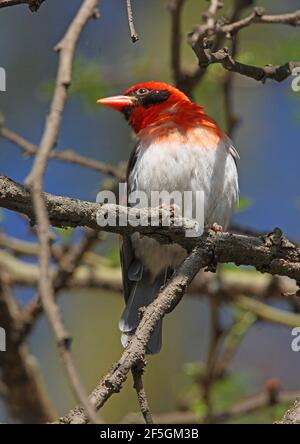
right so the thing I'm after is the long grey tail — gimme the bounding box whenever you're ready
[119,266,170,354]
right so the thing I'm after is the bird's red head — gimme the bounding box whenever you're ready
[97,81,221,137]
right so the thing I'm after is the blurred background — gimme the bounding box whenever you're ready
[0,0,299,423]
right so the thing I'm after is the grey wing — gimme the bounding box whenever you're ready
[120,234,143,304]
[119,142,166,354]
[120,141,142,303]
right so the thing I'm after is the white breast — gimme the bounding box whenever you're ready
[128,126,239,277]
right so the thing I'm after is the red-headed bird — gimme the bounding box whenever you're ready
[97,81,239,354]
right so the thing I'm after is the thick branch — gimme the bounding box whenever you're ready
[277,399,300,424]
[1,175,300,282]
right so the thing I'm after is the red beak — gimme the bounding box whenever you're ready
[96,95,135,111]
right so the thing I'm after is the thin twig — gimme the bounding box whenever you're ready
[191,41,300,83]
[173,0,224,95]
[22,0,101,425]
[126,0,139,42]
[122,389,300,424]
[202,295,221,413]
[221,19,242,137]
[220,7,300,35]
[234,294,300,328]
[0,126,125,181]
[214,310,257,379]
[21,229,101,339]
[182,4,300,94]
[190,7,300,47]
[131,360,153,424]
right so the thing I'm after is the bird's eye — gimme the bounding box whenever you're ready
[136,87,149,96]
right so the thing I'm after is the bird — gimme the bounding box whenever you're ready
[97,81,239,354]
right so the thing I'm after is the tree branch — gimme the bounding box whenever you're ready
[58,243,211,423]
[1,175,300,283]
[131,360,153,424]
[0,126,125,181]
[125,0,139,42]
[123,388,300,424]
[187,5,300,87]
[220,7,300,35]
[20,0,101,425]
[190,40,300,83]
[277,399,300,424]
[0,0,44,10]
[20,228,101,340]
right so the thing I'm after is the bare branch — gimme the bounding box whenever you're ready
[123,389,300,424]
[220,7,300,35]
[25,0,99,187]
[221,32,240,137]
[0,248,122,292]
[131,360,153,424]
[21,229,101,339]
[20,0,101,425]
[1,175,300,283]
[59,243,211,423]
[277,399,300,424]
[0,126,125,181]
[185,4,300,91]
[0,0,44,11]
[191,40,300,83]
[126,0,139,42]
[189,7,300,47]
[203,0,223,29]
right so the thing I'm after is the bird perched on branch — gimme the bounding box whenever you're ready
[97,81,239,354]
